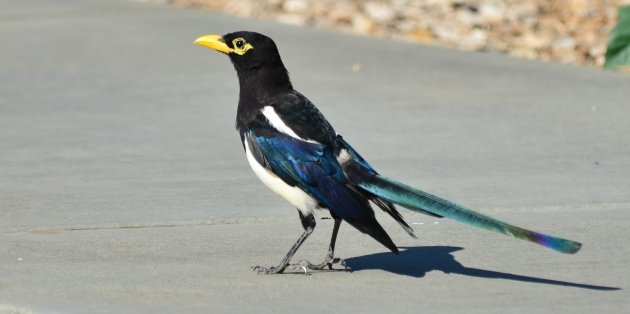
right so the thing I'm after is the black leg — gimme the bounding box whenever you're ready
[253,211,316,274]
[307,217,344,270]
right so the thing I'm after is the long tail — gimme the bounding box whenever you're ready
[359,174,582,254]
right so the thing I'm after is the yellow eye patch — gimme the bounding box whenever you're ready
[231,37,254,55]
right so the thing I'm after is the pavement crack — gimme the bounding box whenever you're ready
[2,217,292,234]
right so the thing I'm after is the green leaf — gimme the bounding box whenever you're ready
[604,5,630,71]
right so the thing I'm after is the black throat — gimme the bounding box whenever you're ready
[234,61,293,130]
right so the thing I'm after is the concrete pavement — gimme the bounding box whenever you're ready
[1,0,628,313]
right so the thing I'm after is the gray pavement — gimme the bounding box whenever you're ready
[1,0,629,313]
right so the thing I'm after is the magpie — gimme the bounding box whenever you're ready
[194,31,582,274]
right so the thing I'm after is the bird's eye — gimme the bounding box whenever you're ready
[231,37,253,55]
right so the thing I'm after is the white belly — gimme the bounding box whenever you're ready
[244,140,318,216]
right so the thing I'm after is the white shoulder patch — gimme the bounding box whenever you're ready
[261,106,319,144]
[336,148,352,165]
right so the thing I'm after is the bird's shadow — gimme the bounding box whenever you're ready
[342,246,619,291]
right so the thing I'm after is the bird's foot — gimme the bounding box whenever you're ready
[251,265,282,275]
[252,259,346,275]
[297,258,347,271]
[251,264,310,275]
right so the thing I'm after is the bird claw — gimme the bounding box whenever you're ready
[288,264,310,275]
[295,257,347,271]
[251,264,310,275]
[252,258,347,275]
[338,258,348,270]
[251,265,280,274]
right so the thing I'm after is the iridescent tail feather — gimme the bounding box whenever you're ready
[359,174,582,254]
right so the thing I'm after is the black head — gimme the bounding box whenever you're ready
[223,32,284,72]
[195,31,287,75]
[195,31,292,94]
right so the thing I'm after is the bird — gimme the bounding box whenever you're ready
[194,31,582,274]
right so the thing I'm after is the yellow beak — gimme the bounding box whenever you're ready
[194,34,231,54]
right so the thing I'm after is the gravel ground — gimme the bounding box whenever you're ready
[167,0,629,68]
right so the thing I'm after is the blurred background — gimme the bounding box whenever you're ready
[165,0,630,69]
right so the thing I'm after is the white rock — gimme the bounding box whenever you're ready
[552,37,577,50]
[276,13,308,25]
[282,0,308,14]
[479,3,504,23]
[364,2,396,23]
[460,29,488,50]
[352,14,374,34]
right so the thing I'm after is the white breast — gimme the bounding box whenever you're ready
[244,140,318,216]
